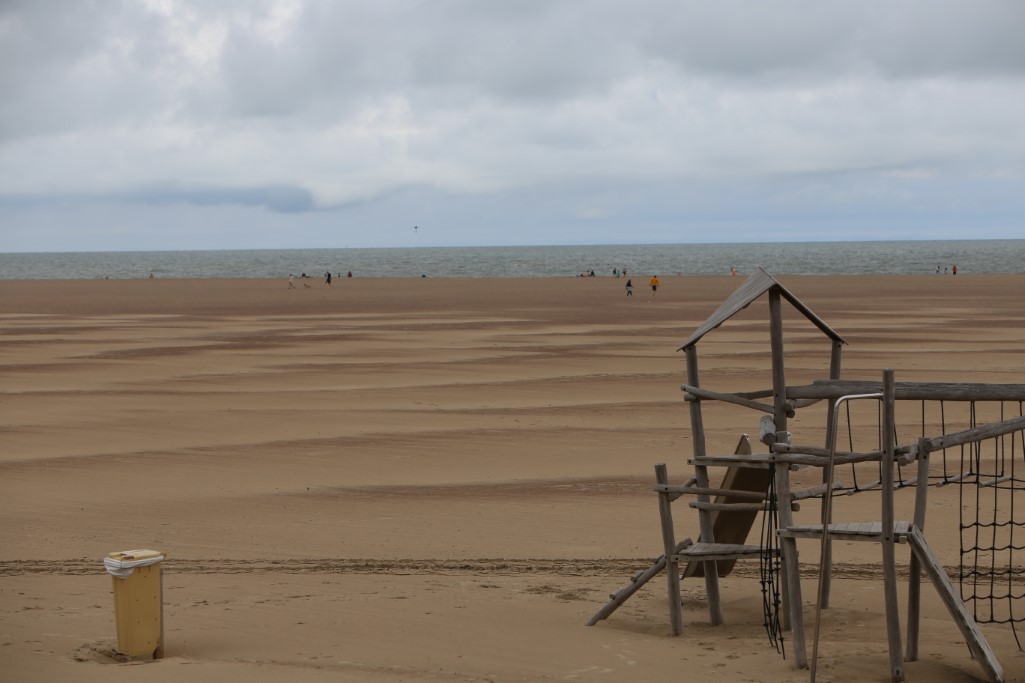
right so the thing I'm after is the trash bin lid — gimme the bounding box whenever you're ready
[105,549,166,578]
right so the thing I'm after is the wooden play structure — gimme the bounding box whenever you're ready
[588,268,1025,683]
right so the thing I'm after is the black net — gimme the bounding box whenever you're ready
[954,401,1025,649]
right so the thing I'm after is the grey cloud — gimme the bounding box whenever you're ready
[2,0,1024,251]
[127,184,316,213]
[1,183,315,214]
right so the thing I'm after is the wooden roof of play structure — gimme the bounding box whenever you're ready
[679,267,846,351]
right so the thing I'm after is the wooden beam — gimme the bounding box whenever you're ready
[786,381,1025,402]
[653,484,766,500]
[688,501,766,512]
[923,415,1025,452]
[681,384,786,416]
[907,527,1004,683]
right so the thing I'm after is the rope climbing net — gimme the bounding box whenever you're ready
[950,401,1025,648]
[821,397,1025,648]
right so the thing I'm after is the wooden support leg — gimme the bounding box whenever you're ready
[881,532,905,682]
[684,345,723,626]
[773,459,795,635]
[655,464,684,635]
[906,437,931,661]
[881,370,906,682]
[780,535,807,668]
[694,461,724,626]
[701,559,723,626]
[906,550,922,661]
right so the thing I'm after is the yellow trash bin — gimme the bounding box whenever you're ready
[105,549,166,659]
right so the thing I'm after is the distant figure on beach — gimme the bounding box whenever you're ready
[625,279,633,296]
[288,274,295,289]
[944,267,949,274]
[325,271,332,285]
[149,272,154,279]
[613,268,619,278]
[730,266,737,276]
[936,265,941,274]
[347,271,352,278]
[952,264,958,275]
[649,275,659,296]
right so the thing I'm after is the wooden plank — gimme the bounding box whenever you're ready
[681,542,766,555]
[677,551,774,562]
[907,527,1003,683]
[683,435,771,579]
[678,267,845,351]
[782,522,911,542]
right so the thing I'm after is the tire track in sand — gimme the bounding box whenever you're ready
[1,557,933,580]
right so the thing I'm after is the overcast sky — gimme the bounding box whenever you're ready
[2,0,1024,252]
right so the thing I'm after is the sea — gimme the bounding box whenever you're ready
[0,240,1023,280]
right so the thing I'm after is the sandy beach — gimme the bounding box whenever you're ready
[2,273,1025,682]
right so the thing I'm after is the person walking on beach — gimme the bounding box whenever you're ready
[288,274,295,289]
[625,279,633,296]
[952,264,958,275]
[325,271,332,285]
[649,275,659,296]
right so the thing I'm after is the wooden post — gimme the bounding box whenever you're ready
[880,369,906,682]
[685,345,724,625]
[769,289,788,434]
[655,463,684,635]
[906,436,931,660]
[769,288,805,657]
[820,339,843,609]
